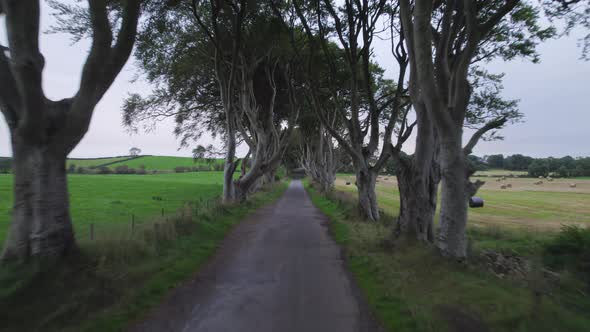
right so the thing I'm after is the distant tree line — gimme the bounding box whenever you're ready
[0,158,10,173]
[334,153,590,179]
[483,154,590,177]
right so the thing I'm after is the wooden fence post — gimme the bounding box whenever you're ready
[153,222,160,250]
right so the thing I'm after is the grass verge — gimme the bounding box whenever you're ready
[0,182,287,332]
[305,181,590,332]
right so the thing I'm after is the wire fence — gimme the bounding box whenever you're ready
[80,195,223,244]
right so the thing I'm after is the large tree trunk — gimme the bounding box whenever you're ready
[317,170,335,193]
[223,163,236,203]
[222,111,238,203]
[318,132,336,192]
[1,137,76,262]
[437,135,468,259]
[356,169,379,221]
[262,168,276,185]
[302,134,336,193]
[234,147,284,202]
[395,102,438,242]
[0,0,140,264]
[395,159,436,242]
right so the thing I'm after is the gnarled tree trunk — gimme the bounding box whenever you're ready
[437,136,468,258]
[355,168,379,221]
[222,112,238,203]
[0,0,140,263]
[395,104,439,242]
[300,124,337,193]
[395,158,437,242]
[1,136,75,261]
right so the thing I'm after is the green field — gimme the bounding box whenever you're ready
[105,155,223,170]
[0,172,225,246]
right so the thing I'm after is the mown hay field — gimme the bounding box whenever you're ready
[473,169,528,177]
[335,174,590,232]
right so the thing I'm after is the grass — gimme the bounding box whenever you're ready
[106,155,223,171]
[335,174,590,256]
[305,181,590,332]
[0,181,288,332]
[0,173,227,246]
[335,174,590,231]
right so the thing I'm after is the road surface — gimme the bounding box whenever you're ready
[130,180,379,332]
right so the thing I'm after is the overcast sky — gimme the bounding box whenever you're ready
[1,3,589,159]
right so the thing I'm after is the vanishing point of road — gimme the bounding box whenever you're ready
[130,180,380,332]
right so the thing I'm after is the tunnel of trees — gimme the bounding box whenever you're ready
[0,0,586,262]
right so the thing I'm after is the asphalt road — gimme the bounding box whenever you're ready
[130,180,378,332]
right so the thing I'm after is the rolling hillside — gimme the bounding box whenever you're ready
[106,155,223,171]
[66,156,134,169]
[0,155,224,172]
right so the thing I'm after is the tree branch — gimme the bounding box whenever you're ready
[76,0,113,105]
[3,0,45,135]
[66,0,141,152]
[99,0,141,95]
[479,0,519,36]
[0,45,20,128]
[463,115,507,155]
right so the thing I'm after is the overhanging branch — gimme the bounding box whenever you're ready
[463,115,507,155]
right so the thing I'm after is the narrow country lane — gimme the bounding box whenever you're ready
[129,180,379,332]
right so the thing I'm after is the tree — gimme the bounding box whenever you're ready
[129,147,142,156]
[192,1,302,201]
[193,144,222,164]
[543,0,590,59]
[392,2,521,243]
[297,108,341,192]
[293,0,414,221]
[192,145,207,161]
[280,28,349,193]
[504,154,534,170]
[399,0,553,258]
[528,159,549,177]
[0,0,141,262]
[486,154,505,169]
[126,1,300,202]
